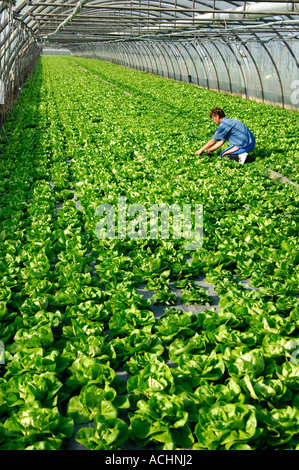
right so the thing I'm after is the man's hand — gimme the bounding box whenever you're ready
[196,147,213,156]
[195,139,216,156]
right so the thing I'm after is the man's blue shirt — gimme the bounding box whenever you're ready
[212,117,255,148]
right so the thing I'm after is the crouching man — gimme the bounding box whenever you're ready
[196,108,255,164]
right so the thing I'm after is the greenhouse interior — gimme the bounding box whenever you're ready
[0,0,299,452]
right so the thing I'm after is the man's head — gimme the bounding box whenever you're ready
[210,108,225,124]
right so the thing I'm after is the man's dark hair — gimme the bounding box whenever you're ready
[209,108,226,119]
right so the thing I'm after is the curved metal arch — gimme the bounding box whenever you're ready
[129,40,154,73]
[108,42,121,66]
[156,41,178,81]
[188,40,209,88]
[199,34,250,99]
[247,29,288,105]
[275,30,299,70]
[196,40,221,92]
[181,40,201,86]
[247,30,285,107]
[137,41,156,74]
[112,42,123,65]
[168,42,184,81]
[149,42,168,77]
[204,40,232,94]
[116,41,134,68]
[130,41,150,72]
[222,41,248,98]
[236,39,265,103]
[139,41,158,74]
[127,42,148,70]
[123,41,150,73]
[1,27,28,79]
[127,41,144,71]
[173,41,198,84]
[120,42,136,69]
[142,41,161,75]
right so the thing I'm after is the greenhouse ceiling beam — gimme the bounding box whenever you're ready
[41,24,299,40]
[32,12,223,18]
[42,35,134,41]
[34,14,198,22]
[37,16,299,35]
[40,0,90,40]
[34,15,299,37]
[32,13,297,22]
[40,29,299,39]
[42,19,299,41]
[28,2,299,15]
[40,19,299,31]
[31,2,233,11]
[38,16,299,29]
[38,22,299,33]
[36,16,281,24]
[44,33,297,45]
[40,32,299,41]
[40,24,299,31]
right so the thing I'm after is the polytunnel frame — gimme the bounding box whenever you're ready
[0,0,299,128]
[187,40,209,89]
[235,39,265,102]
[0,5,41,132]
[256,37,285,106]
[7,1,299,43]
[85,32,297,108]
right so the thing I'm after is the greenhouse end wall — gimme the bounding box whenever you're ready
[70,39,299,111]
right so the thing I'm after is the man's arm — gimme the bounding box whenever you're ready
[195,139,224,156]
[195,139,216,156]
[207,140,225,153]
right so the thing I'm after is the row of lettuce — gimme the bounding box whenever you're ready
[0,56,298,450]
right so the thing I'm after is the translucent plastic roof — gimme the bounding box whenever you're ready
[6,1,299,46]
